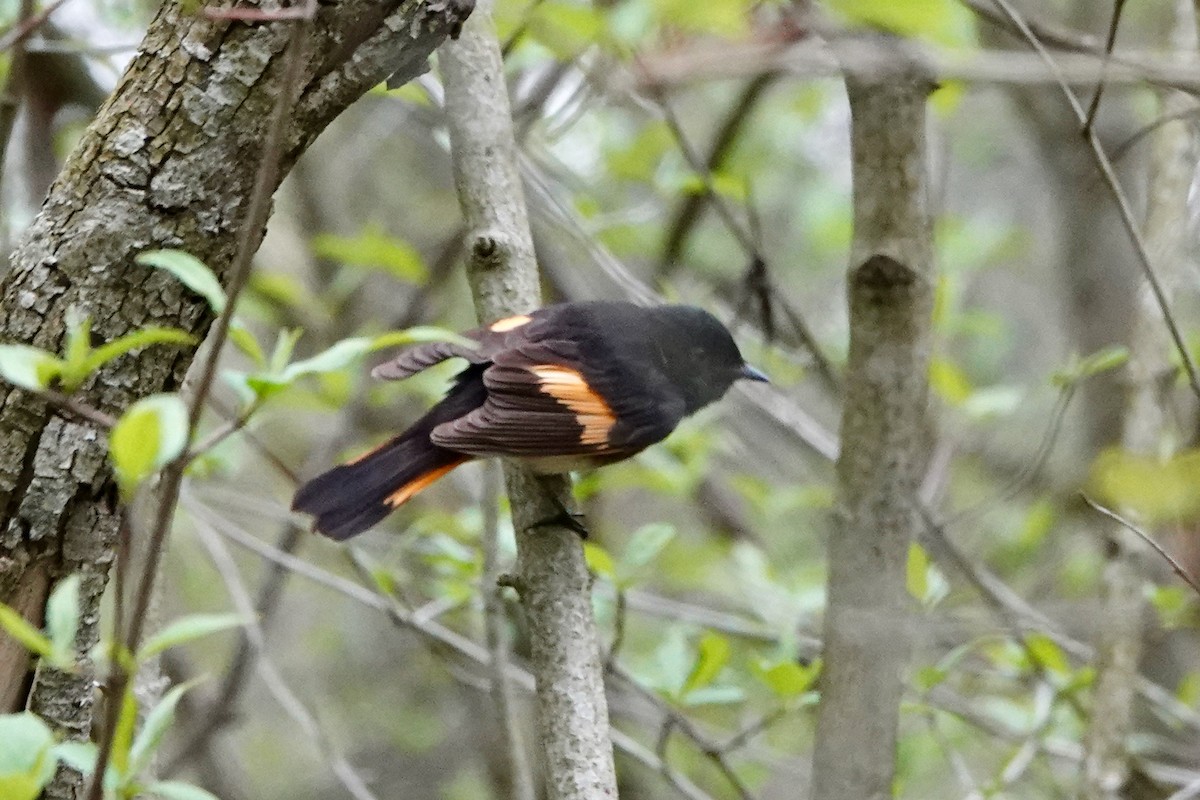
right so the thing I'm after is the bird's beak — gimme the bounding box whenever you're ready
[740,364,770,383]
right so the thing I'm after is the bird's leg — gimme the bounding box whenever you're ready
[528,478,589,538]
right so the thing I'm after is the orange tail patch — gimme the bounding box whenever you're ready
[384,457,468,508]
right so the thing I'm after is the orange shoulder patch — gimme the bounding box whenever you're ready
[531,365,617,447]
[489,314,532,333]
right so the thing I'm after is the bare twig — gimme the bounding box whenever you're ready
[0,0,70,51]
[480,463,537,800]
[163,523,304,774]
[1082,0,1129,135]
[984,0,1200,404]
[190,516,379,800]
[658,72,777,273]
[1110,104,1200,164]
[647,84,840,393]
[720,705,794,755]
[34,387,118,429]
[0,0,35,192]
[185,400,263,461]
[610,665,756,800]
[1082,495,1200,598]
[87,7,316,799]
[1081,6,1197,789]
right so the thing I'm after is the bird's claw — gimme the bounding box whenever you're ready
[529,501,590,539]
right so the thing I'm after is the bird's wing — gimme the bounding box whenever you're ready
[371,312,543,381]
[430,340,684,459]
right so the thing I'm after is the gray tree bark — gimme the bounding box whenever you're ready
[1082,2,1198,795]
[0,2,472,797]
[440,2,619,798]
[811,50,935,800]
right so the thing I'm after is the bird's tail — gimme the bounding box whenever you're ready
[292,433,468,541]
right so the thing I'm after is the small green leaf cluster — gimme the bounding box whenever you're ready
[0,569,245,800]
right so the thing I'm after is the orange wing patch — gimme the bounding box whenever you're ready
[384,458,468,508]
[489,314,532,333]
[531,365,617,447]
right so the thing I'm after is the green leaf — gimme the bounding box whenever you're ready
[138,613,250,660]
[1148,585,1192,630]
[228,323,267,368]
[130,681,201,776]
[147,780,222,800]
[0,345,63,391]
[0,713,56,800]
[906,542,929,603]
[651,0,753,35]
[583,543,616,580]
[526,1,606,58]
[650,627,692,697]
[824,0,976,47]
[1090,447,1200,524]
[755,658,822,699]
[0,604,55,660]
[311,224,428,283]
[279,337,373,382]
[929,358,972,406]
[81,328,196,377]
[620,523,675,577]
[1076,345,1129,379]
[267,329,303,374]
[682,632,730,696]
[1024,633,1070,677]
[607,122,673,182]
[110,689,138,779]
[915,665,947,691]
[369,327,478,352]
[1053,345,1130,386]
[137,250,227,313]
[61,314,92,384]
[109,394,190,495]
[45,574,80,666]
[51,741,96,775]
[904,542,950,608]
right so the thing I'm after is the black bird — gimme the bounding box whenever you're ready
[292,300,768,540]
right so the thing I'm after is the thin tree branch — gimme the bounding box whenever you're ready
[609,665,756,800]
[87,8,316,799]
[658,72,777,273]
[1082,495,1200,599]
[984,0,1200,405]
[162,523,304,774]
[480,463,537,800]
[0,0,35,192]
[0,0,70,51]
[190,516,378,800]
[25,387,118,429]
[440,0,619,795]
[1082,0,1129,135]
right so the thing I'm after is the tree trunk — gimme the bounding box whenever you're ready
[811,47,935,800]
[440,2,619,797]
[0,1,472,796]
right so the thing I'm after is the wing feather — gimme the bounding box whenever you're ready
[430,346,621,457]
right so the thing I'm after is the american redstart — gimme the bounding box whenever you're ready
[292,300,768,540]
